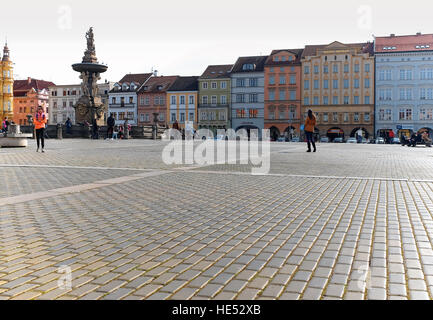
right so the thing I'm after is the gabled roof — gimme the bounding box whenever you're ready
[265,49,304,66]
[118,73,152,85]
[200,65,233,79]
[375,33,433,53]
[110,73,153,93]
[302,42,373,58]
[137,76,179,94]
[167,76,198,92]
[13,78,55,94]
[231,56,268,73]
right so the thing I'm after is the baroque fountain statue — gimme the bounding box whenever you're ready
[72,27,108,125]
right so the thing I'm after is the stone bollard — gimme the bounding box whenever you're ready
[152,124,157,140]
[57,123,63,140]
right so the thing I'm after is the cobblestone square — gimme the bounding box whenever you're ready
[1,139,433,300]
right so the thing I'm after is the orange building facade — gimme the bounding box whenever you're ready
[264,49,303,141]
[13,78,54,125]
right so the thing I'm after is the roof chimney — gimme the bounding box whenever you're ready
[390,34,395,37]
[416,32,422,36]
[153,70,158,77]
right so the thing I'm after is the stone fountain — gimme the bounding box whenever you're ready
[0,124,33,148]
[72,27,108,126]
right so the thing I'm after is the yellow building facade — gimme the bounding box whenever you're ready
[0,43,14,123]
[301,41,375,140]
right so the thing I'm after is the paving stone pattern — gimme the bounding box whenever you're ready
[0,139,433,300]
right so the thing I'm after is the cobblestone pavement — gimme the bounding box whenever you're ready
[0,139,433,300]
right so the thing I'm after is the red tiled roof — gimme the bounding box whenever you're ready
[13,78,55,94]
[265,49,303,65]
[231,56,268,73]
[375,33,433,53]
[168,76,198,92]
[138,76,179,94]
[118,73,152,85]
[200,65,233,79]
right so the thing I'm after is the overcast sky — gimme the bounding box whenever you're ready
[1,0,432,85]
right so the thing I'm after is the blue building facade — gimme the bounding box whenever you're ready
[375,34,433,139]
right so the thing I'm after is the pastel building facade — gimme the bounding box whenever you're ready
[109,73,152,126]
[48,84,81,124]
[301,41,374,141]
[198,65,232,134]
[264,49,303,140]
[375,33,433,139]
[167,76,198,129]
[14,78,54,125]
[231,56,268,136]
[137,76,178,126]
[0,43,13,122]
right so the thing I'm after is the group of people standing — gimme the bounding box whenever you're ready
[401,131,432,148]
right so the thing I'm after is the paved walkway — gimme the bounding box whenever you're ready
[0,139,432,300]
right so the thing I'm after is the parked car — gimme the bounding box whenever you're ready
[277,136,286,142]
[376,137,385,144]
[391,137,400,144]
[320,136,329,143]
[291,137,300,142]
[333,137,344,143]
[346,137,357,144]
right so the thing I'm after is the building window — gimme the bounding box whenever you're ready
[354,79,360,89]
[268,110,275,120]
[269,76,275,85]
[211,82,217,89]
[333,79,338,89]
[344,96,349,104]
[304,66,310,74]
[279,90,285,101]
[323,79,329,89]
[189,95,194,104]
[140,97,145,105]
[365,64,370,73]
[354,112,359,122]
[289,91,296,100]
[236,79,245,87]
[171,113,176,122]
[140,114,145,122]
[171,96,176,105]
[211,96,217,105]
[221,95,227,105]
[202,96,208,105]
[313,80,319,89]
[385,70,392,80]
[279,76,286,85]
[333,65,338,73]
[344,113,349,122]
[324,65,329,74]
[180,96,185,105]
[200,111,207,121]
[354,64,360,73]
[289,75,296,85]
[112,97,116,104]
[279,109,285,119]
[221,82,227,89]
[145,97,150,105]
[354,96,359,104]
[236,109,246,118]
[304,97,310,105]
[344,64,349,73]
[314,65,319,74]
[333,96,339,104]
[236,94,245,103]
[323,113,328,122]
[323,96,329,105]
[364,78,370,88]
[365,96,370,104]
[180,113,185,123]
[313,96,319,105]
[399,108,412,120]
[269,91,275,101]
[202,82,208,89]
[364,113,370,122]
[344,79,349,89]
[304,80,309,90]
[249,78,258,87]
[333,112,338,122]
[250,94,258,103]
[189,112,194,121]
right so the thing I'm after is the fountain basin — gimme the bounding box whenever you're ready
[72,62,108,73]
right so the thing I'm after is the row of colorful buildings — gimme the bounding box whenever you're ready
[2,32,433,140]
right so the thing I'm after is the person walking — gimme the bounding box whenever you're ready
[106,113,115,140]
[92,118,99,140]
[65,117,72,135]
[34,106,47,152]
[2,117,10,133]
[172,120,180,131]
[304,110,317,153]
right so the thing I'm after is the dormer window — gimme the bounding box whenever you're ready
[157,85,163,90]
[242,64,255,71]
[114,83,121,91]
[288,56,293,61]
[142,86,148,91]
[274,56,279,62]
[122,84,129,91]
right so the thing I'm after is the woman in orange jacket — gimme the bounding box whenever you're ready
[305,109,317,152]
[34,105,47,152]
